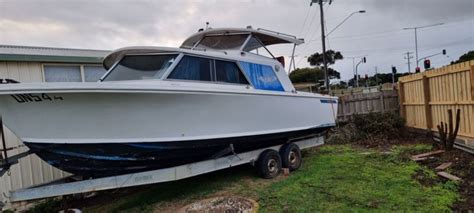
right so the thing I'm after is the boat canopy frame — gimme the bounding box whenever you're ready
[102,28,303,72]
[181,28,304,50]
[182,28,303,72]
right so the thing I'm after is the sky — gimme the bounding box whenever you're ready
[0,0,473,81]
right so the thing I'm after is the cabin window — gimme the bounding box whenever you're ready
[84,66,107,82]
[103,54,177,81]
[215,60,249,84]
[238,62,284,91]
[167,56,212,81]
[44,65,108,82]
[44,65,82,82]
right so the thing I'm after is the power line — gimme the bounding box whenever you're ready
[300,7,319,42]
[336,36,473,54]
[296,36,472,70]
[307,18,473,43]
[297,4,312,37]
[295,2,331,68]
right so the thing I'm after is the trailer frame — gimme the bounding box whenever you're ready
[4,135,324,207]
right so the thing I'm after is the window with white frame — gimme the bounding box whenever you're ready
[84,66,107,82]
[43,64,107,82]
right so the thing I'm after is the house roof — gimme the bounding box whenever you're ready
[0,45,110,63]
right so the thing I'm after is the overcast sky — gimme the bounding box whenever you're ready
[1,0,473,81]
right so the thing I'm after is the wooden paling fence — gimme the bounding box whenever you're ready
[398,60,474,139]
[337,90,399,121]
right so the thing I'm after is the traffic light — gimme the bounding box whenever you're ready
[391,66,397,74]
[415,67,421,73]
[424,59,431,69]
[362,57,367,63]
[442,49,446,55]
[365,74,368,80]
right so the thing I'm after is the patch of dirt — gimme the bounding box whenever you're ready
[411,169,439,187]
[54,184,153,211]
[416,149,474,211]
[178,196,257,213]
[352,130,433,152]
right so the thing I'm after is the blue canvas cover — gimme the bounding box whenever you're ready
[239,62,284,91]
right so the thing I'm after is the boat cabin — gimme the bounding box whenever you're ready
[101,28,304,92]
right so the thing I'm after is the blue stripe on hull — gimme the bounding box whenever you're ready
[25,126,331,177]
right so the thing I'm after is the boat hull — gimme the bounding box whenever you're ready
[0,83,337,177]
[24,126,329,177]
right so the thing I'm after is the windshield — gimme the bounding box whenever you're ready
[195,34,248,50]
[103,54,178,81]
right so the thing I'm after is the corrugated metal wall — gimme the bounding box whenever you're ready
[0,61,68,205]
[399,60,474,138]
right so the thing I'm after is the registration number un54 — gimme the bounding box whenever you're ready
[11,94,64,103]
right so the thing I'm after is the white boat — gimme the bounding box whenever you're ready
[0,27,338,177]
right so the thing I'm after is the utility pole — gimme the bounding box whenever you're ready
[404,52,413,73]
[404,23,443,67]
[374,66,379,85]
[318,0,329,91]
[355,57,366,88]
[346,56,367,87]
[414,29,418,67]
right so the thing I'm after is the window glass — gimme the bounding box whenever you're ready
[168,56,211,81]
[243,37,263,52]
[215,60,249,84]
[196,34,248,50]
[244,37,274,58]
[103,54,177,81]
[44,65,81,82]
[238,62,284,91]
[84,66,107,82]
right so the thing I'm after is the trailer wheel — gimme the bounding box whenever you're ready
[256,150,282,179]
[280,143,302,171]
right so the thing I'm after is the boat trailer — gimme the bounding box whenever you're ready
[1,132,324,209]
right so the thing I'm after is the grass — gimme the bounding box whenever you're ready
[258,145,458,212]
[76,144,458,212]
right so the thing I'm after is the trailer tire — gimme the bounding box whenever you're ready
[256,150,281,179]
[280,143,302,171]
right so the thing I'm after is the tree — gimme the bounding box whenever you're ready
[331,81,348,89]
[290,49,343,90]
[307,50,343,67]
[451,50,474,64]
[289,67,341,84]
[347,73,411,87]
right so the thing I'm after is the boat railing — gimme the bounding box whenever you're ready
[188,47,230,56]
[256,28,298,39]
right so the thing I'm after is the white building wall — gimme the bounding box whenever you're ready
[0,61,68,205]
